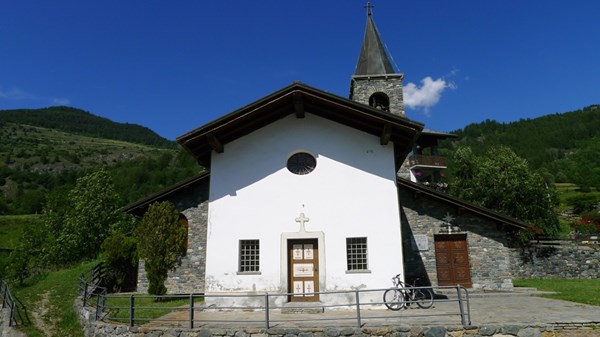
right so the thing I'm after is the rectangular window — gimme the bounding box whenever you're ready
[346,237,368,271]
[239,239,260,273]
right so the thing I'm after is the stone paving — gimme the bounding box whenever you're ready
[139,289,600,329]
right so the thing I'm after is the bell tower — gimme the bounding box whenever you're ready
[350,2,405,116]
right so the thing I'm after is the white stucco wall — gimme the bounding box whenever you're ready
[205,113,405,305]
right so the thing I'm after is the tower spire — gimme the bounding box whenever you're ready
[350,2,405,116]
[354,2,395,76]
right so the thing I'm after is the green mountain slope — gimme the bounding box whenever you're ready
[440,105,600,190]
[0,106,175,148]
[0,108,200,215]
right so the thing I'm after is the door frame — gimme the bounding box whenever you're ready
[280,231,325,302]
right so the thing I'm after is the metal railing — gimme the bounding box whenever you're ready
[78,262,105,307]
[1,279,30,327]
[81,285,470,329]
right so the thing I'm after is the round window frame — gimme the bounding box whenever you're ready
[287,152,317,175]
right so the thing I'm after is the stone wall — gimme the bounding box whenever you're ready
[350,75,405,116]
[399,188,515,290]
[137,180,210,294]
[511,245,600,279]
[76,322,564,337]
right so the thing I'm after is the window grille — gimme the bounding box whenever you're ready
[346,237,368,271]
[239,239,260,272]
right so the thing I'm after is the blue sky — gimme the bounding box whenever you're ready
[1,1,599,140]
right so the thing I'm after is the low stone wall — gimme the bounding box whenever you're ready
[511,244,600,279]
[75,300,599,337]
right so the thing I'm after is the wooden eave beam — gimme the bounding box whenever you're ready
[380,124,392,145]
[206,133,224,153]
[294,92,305,118]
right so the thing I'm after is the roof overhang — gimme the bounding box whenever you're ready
[122,172,210,217]
[177,82,424,167]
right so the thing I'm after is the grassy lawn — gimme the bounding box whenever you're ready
[514,278,600,306]
[102,294,193,323]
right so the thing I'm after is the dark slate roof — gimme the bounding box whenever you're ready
[177,82,423,167]
[354,12,395,76]
[397,178,531,230]
[122,171,209,216]
[420,129,458,139]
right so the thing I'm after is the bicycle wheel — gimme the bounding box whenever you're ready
[383,288,406,310]
[414,287,434,309]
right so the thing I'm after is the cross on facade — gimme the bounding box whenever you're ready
[295,212,310,232]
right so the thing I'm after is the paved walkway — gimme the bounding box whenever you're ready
[139,289,600,329]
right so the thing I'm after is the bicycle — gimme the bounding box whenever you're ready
[383,274,434,310]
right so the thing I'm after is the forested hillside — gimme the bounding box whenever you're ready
[0,106,174,148]
[440,105,600,190]
[0,107,200,215]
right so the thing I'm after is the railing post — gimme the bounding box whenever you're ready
[189,293,194,329]
[463,286,471,325]
[1,282,6,309]
[9,301,15,327]
[355,290,362,328]
[129,295,135,327]
[83,282,88,307]
[456,286,466,326]
[96,291,102,320]
[264,293,270,329]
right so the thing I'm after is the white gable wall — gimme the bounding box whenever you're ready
[205,113,404,305]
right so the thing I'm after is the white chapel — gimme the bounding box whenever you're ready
[126,5,530,308]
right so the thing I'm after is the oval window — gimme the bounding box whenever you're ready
[287,152,316,175]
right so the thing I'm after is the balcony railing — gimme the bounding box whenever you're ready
[409,155,448,168]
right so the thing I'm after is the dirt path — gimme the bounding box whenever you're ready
[30,291,56,337]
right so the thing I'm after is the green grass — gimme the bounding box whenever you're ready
[102,295,192,323]
[11,260,98,337]
[0,214,41,249]
[514,278,600,306]
[0,215,42,278]
[555,183,600,206]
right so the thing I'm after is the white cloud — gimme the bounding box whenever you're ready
[0,87,35,100]
[404,77,450,115]
[52,98,71,106]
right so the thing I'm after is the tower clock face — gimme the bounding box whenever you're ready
[287,152,316,175]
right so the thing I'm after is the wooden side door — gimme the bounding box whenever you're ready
[434,234,472,288]
[288,239,319,302]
